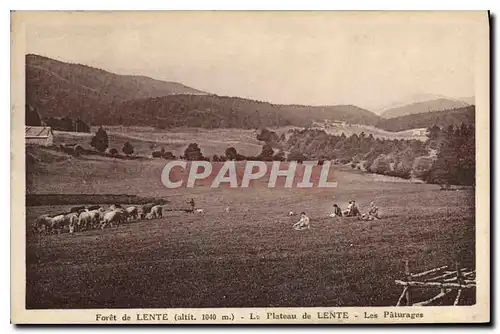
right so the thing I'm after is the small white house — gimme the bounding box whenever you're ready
[25,126,54,146]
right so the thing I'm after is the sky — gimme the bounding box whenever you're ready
[19,11,485,111]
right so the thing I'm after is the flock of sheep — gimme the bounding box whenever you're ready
[32,202,164,235]
[31,200,308,236]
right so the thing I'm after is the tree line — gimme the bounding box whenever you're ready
[424,124,475,186]
[376,106,474,132]
[90,127,134,157]
[26,104,91,133]
[173,126,475,186]
[84,124,475,186]
[283,124,475,185]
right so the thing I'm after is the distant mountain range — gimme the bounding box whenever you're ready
[377,106,475,132]
[25,54,381,128]
[25,54,475,132]
[458,96,475,105]
[379,98,471,119]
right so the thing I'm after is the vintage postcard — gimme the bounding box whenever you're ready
[11,11,490,324]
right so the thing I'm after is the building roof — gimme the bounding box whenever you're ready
[25,126,53,138]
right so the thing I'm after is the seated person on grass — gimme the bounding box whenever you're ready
[293,212,311,230]
[368,202,381,220]
[344,200,361,217]
[330,204,343,217]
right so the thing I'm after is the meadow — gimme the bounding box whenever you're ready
[25,144,475,308]
[63,126,268,158]
[54,124,426,160]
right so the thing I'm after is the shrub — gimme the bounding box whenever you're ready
[225,147,238,160]
[183,143,204,161]
[74,145,84,157]
[122,141,134,156]
[163,151,175,160]
[90,127,109,153]
[369,154,391,175]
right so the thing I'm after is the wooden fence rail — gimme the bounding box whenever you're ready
[395,260,476,306]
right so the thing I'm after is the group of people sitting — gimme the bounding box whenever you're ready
[330,200,381,221]
[292,200,382,231]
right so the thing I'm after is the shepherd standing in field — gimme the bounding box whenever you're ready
[293,212,310,231]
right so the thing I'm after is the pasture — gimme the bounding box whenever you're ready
[319,124,428,141]
[57,126,267,158]
[54,124,426,160]
[25,148,475,309]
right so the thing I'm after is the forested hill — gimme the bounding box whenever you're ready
[102,95,381,129]
[26,53,471,131]
[26,54,206,101]
[379,98,471,118]
[26,53,207,124]
[376,106,475,132]
[285,104,380,127]
[26,54,381,128]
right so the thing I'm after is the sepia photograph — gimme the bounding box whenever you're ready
[10,10,490,324]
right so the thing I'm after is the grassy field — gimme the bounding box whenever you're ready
[60,126,268,157]
[317,124,428,141]
[25,145,475,309]
[54,124,426,160]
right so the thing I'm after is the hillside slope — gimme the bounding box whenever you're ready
[27,54,206,99]
[377,106,475,132]
[26,54,381,128]
[286,104,380,126]
[26,54,207,122]
[380,98,470,119]
[104,94,381,129]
